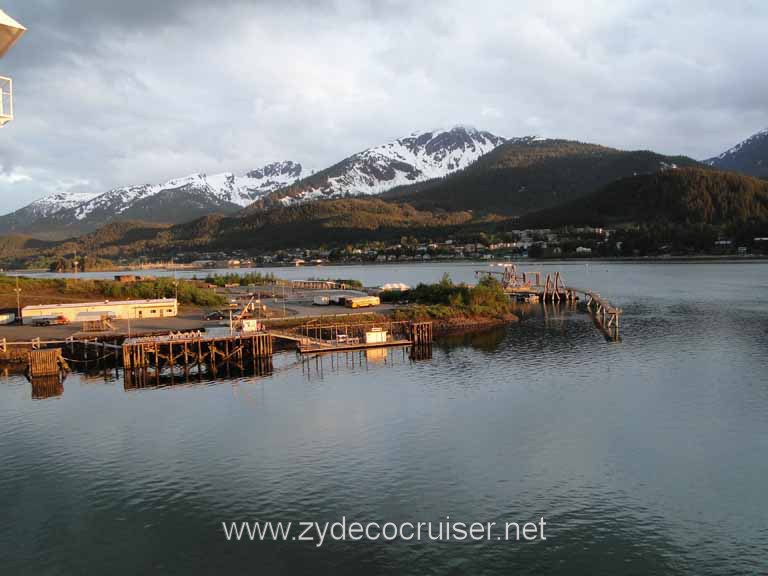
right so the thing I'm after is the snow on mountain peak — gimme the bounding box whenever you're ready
[279,126,505,204]
[26,190,103,218]
[54,162,311,221]
[1,126,505,232]
[710,128,768,162]
[705,127,768,177]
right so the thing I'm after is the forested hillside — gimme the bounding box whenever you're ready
[383,138,700,215]
[4,167,767,268]
[0,199,489,267]
[522,168,768,228]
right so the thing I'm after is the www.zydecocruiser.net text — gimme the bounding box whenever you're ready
[223,517,547,547]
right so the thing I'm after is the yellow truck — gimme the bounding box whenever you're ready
[344,296,381,309]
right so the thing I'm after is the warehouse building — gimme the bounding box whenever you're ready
[21,298,178,325]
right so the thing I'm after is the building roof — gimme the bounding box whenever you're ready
[22,298,177,312]
[0,10,26,58]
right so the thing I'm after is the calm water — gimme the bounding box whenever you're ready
[2,263,767,575]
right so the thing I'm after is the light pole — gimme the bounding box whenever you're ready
[172,257,178,301]
[14,275,21,321]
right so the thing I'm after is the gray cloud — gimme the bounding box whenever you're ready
[1,0,767,212]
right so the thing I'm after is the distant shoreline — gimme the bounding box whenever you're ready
[4,253,767,276]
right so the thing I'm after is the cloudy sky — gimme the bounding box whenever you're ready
[0,0,766,213]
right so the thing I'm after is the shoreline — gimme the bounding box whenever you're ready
[5,253,768,276]
[0,308,516,353]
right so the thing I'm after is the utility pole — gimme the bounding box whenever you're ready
[172,257,178,302]
[14,275,21,321]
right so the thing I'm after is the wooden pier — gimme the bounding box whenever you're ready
[2,319,433,377]
[272,320,433,355]
[476,267,578,303]
[477,265,622,338]
[583,292,622,341]
[122,331,273,371]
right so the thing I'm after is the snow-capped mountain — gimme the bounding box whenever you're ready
[273,126,505,204]
[69,161,308,220]
[706,128,768,177]
[0,127,506,239]
[0,190,103,232]
[0,161,309,238]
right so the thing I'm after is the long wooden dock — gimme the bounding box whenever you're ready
[1,319,435,377]
[583,292,622,341]
[477,265,623,338]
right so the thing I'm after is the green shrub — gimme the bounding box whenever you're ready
[390,275,510,319]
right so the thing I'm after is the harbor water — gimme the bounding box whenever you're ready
[1,262,767,575]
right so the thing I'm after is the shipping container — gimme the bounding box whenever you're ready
[364,327,388,344]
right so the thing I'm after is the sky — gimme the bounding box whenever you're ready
[0,0,767,213]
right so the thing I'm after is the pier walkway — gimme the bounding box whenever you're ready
[476,265,622,340]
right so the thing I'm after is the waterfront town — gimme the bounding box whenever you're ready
[153,227,767,271]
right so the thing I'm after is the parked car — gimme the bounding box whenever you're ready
[205,311,227,321]
[32,315,69,326]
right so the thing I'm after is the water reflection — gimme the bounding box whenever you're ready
[299,345,432,380]
[438,326,508,352]
[2,263,768,575]
[28,374,65,400]
[124,357,274,390]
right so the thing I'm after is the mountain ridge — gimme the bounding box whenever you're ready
[3,167,768,267]
[1,126,508,238]
[522,167,768,228]
[706,128,768,178]
[0,161,311,239]
[381,138,701,215]
[259,126,506,207]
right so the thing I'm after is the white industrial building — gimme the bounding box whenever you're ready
[21,298,178,325]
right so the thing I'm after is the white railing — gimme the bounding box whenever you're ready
[0,76,13,126]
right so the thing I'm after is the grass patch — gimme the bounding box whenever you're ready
[0,275,226,309]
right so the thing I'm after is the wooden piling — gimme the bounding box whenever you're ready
[28,348,68,377]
